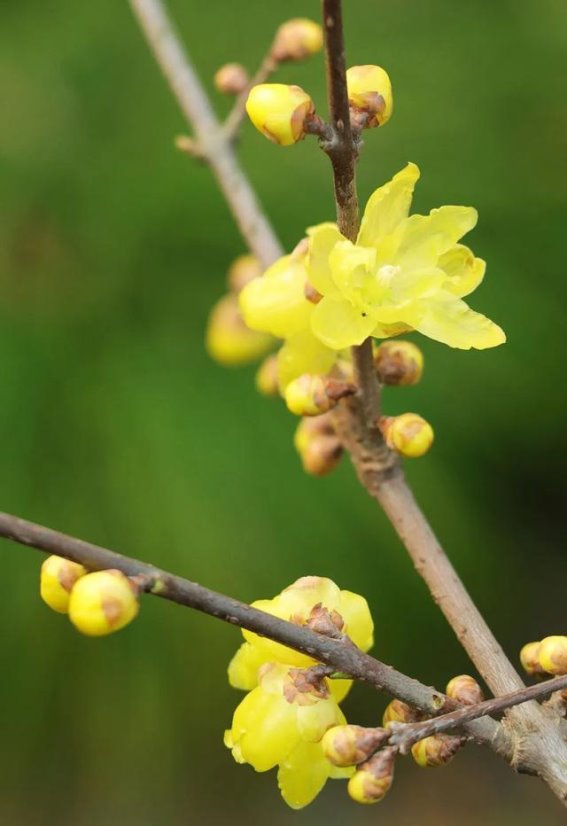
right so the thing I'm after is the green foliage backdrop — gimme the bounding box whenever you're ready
[1,0,566,822]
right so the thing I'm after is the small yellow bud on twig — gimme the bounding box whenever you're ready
[206,294,273,366]
[246,84,315,146]
[272,18,324,62]
[346,65,393,128]
[322,725,389,768]
[68,570,140,637]
[520,641,546,676]
[446,674,485,706]
[214,62,249,96]
[40,555,87,614]
[382,698,422,727]
[380,413,434,458]
[347,748,396,804]
[255,355,280,397]
[411,734,464,768]
[285,374,355,416]
[294,414,342,476]
[374,340,423,386]
[538,636,567,676]
[227,253,263,294]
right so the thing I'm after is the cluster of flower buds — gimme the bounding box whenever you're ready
[520,636,567,677]
[379,413,434,459]
[321,725,395,804]
[40,555,140,636]
[245,60,392,147]
[294,412,343,476]
[206,253,275,367]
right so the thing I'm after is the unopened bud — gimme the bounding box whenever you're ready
[411,734,463,768]
[272,18,324,62]
[246,84,315,146]
[347,748,396,804]
[446,674,484,706]
[538,636,567,676]
[346,65,393,128]
[206,294,273,366]
[255,355,280,397]
[374,340,423,386]
[520,641,545,676]
[322,725,389,768]
[294,417,342,475]
[380,413,434,458]
[285,374,355,416]
[68,570,139,637]
[214,62,249,96]
[40,555,87,614]
[382,698,421,727]
[227,253,263,294]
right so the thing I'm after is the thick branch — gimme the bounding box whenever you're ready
[1,510,505,751]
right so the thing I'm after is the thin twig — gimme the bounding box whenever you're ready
[223,50,279,142]
[389,675,567,753]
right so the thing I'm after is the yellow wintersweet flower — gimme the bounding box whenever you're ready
[306,163,505,350]
[228,576,373,701]
[224,663,352,808]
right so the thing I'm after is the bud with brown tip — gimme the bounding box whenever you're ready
[380,413,434,458]
[246,84,315,146]
[374,340,423,386]
[40,555,87,614]
[411,734,464,768]
[382,698,421,727]
[347,748,396,804]
[322,725,390,768]
[272,18,323,62]
[446,674,484,706]
[520,641,546,676]
[346,65,393,128]
[538,636,567,675]
[214,63,250,96]
[285,374,354,417]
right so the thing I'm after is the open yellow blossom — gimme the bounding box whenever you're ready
[228,576,373,702]
[306,163,505,350]
[224,662,352,808]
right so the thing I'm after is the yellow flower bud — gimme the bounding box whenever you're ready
[285,374,334,416]
[246,84,315,146]
[40,555,87,614]
[538,636,567,675]
[272,18,324,62]
[374,340,423,386]
[206,294,274,366]
[214,62,249,96]
[411,734,463,768]
[255,354,280,397]
[382,698,421,727]
[347,749,395,804]
[520,641,545,676]
[68,570,139,637]
[227,253,263,294]
[322,725,388,768]
[446,674,484,706]
[346,65,393,127]
[294,415,342,475]
[380,413,434,458]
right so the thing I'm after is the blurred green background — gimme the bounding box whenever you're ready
[1,0,566,823]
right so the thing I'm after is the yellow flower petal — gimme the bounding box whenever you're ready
[311,296,376,349]
[278,740,332,809]
[228,642,267,691]
[239,255,312,338]
[412,292,506,350]
[277,330,337,391]
[439,244,486,297]
[357,163,420,248]
[230,687,299,771]
[329,240,376,299]
[296,697,342,743]
[306,223,343,297]
[338,591,374,652]
[328,678,353,703]
[396,206,478,268]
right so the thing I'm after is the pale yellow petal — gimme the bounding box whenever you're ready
[396,206,478,268]
[231,688,299,771]
[239,255,312,338]
[328,240,376,298]
[277,741,331,809]
[311,296,376,349]
[276,331,337,391]
[412,292,506,350]
[306,223,343,297]
[439,244,486,297]
[296,698,342,743]
[338,591,374,652]
[357,163,421,248]
[227,642,267,691]
[328,678,353,703]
